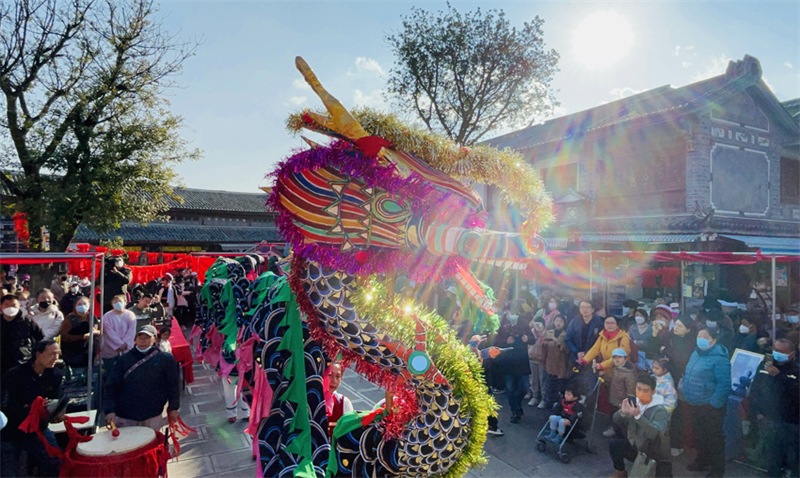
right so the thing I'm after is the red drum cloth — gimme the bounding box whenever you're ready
[60,432,169,478]
[169,319,194,384]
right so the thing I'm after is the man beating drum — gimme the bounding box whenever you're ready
[103,325,181,430]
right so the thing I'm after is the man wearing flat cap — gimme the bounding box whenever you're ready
[103,324,180,431]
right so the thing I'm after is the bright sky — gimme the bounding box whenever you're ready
[157,1,800,193]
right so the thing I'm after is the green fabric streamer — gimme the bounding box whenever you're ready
[272,286,313,476]
[219,281,239,353]
[245,272,280,317]
[324,410,386,478]
[460,278,500,334]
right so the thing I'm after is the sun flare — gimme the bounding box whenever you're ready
[572,11,634,70]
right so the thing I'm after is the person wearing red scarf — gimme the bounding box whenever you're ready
[580,316,632,374]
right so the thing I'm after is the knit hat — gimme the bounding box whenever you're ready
[675,315,693,330]
[612,348,628,357]
[653,304,673,320]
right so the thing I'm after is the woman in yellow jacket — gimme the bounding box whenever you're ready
[578,316,632,375]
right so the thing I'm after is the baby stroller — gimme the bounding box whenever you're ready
[535,370,603,463]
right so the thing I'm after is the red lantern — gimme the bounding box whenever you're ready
[354,251,369,263]
[12,212,30,244]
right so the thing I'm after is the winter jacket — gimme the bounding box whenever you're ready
[0,312,44,377]
[609,362,637,408]
[29,305,64,341]
[681,343,731,409]
[655,372,677,412]
[731,332,759,354]
[647,331,696,383]
[0,361,63,440]
[582,330,632,372]
[100,309,137,359]
[552,397,584,421]
[613,393,671,463]
[565,315,604,358]
[103,267,132,305]
[103,347,180,421]
[749,359,799,425]
[542,328,570,378]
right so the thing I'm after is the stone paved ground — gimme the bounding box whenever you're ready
[168,353,765,478]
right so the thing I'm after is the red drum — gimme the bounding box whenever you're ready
[61,426,169,477]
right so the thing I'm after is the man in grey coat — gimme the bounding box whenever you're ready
[608,373,672,477]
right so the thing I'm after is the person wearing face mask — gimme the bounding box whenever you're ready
[647,315,695,457]
[698,308,734,355]
[59,296,100,371]
[619,299,640,332]
[103,256,132,313]
[59,280,85,315]
[680,327,731,477]
[28,288,64,341]
[103,325,180,431]
[783,306,800,350]
[608,373,672,478]
[749,339,799,478]
[628,309,652,369]
[0,294,44,378]
[731,315,761,354]
[493,309,533,424]
[99,294,137,373]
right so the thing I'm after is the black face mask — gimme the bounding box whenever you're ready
[39,300,50,309]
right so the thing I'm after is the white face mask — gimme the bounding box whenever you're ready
[635,316,646,325]
[548,302,558,310]
[706,320,718,328]
[70,287,79,293]
[3,307,20,317]
[112,302,125,311]
[739,324,750,334]
[622,306,630,315]
[507,314,519,325]
[135,345,152,353]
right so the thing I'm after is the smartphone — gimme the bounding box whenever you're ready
[627,394,637,407]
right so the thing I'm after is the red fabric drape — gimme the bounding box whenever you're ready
[60,432,169,478]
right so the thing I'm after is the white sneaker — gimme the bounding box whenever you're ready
[602,426,616,437]
[487,427,504,436]
[527,397,539,407]
[537,401,549,409]
[670,448,684,457]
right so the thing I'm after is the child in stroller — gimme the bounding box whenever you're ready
[537,383,585,462]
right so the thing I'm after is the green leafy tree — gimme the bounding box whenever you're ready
[385,3,559,146]
[0,0,199,251]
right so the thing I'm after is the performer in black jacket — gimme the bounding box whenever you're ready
[0,340,63,477]
[103,325,180,431]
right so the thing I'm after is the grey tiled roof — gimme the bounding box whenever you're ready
[74,222,282,244]
[169,188,269,214]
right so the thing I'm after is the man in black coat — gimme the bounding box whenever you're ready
[103,325,180,431]
[1,294,44,378]
[0,340,63,477]
[750,339,799,478]
[103,256,132,313]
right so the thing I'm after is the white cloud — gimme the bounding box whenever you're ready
[609,86,643,99]
[352,88,386,109]
[674,45,695,57]
[292,78,311,90]
[287,96,307,106]
[784,61,794,69]
[351,57,384,77]
[691,55,731,82]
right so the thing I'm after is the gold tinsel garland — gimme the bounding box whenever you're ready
[351,279,496,478]
[286,108,554,234]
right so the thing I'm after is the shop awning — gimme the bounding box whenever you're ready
[580,234,698,244]
[721,235,800,254]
